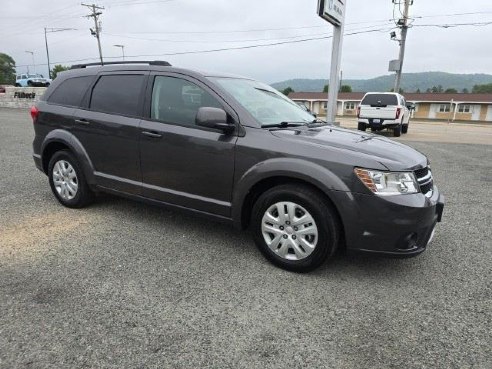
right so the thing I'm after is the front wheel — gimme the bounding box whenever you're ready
[251,184,340,273]
[48,150,94,208]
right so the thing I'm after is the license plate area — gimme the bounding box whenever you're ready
[372,119,381,124]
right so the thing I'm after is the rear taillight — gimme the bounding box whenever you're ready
[30,106,39,123]
[357,106,361,118]
[395,107,402,120]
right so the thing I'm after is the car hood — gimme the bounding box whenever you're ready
[270,125,427,171]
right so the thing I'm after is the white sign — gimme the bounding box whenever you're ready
[318,0,345,26]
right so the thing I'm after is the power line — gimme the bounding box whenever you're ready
[14,27,390,68]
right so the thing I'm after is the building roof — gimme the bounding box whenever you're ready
[289,91,492,104]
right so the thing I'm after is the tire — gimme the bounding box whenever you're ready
[251,184,340,273]
[393,124,401,137]
[402,124,408,134]
[357,122,366,131]
[15,83,21,87]
[27,80,33,87]
[48,150,94,208]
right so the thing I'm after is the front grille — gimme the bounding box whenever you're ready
[414,166,433,197]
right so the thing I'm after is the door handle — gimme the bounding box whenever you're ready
[142,131,162,138]
[75,119,90,125]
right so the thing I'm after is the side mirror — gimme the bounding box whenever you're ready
[406,103,415,111]
[196,107,234,133]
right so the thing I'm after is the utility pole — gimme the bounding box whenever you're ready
[394,0,412,92]
[82,3,104,64]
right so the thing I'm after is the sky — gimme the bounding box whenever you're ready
[1,0,492,83]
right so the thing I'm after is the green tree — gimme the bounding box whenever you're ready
[444,88,458,93]
[281,86,294,96]
[51,64,70,79]
[472,83,492,93]
[415,88,421,93]
[462,88,469,94]
[323,84,329,93]
[0,52,16,85]
[340,85,352,93]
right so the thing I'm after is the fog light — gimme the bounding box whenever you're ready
[399,233,418,250]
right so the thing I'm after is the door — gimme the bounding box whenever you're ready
[72,72,148,194]
[139,74,237,217]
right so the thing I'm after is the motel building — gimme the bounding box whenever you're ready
[289,92,492,122]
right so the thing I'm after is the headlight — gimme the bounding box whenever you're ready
[354,168,419,195]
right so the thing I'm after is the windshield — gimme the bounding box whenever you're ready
[209,77,315,127]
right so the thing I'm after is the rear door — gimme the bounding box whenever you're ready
[139,73,238,217]
[72,72,148,194]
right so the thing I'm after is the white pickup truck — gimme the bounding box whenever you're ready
[357,92,413,137]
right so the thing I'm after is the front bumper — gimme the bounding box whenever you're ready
[332,186,444,257]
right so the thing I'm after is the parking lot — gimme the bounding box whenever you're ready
[0,107,490,368]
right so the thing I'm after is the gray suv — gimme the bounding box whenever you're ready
[31,61,444,272]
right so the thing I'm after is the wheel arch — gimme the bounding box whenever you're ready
[41,130,96,185]
[232,158,351,235]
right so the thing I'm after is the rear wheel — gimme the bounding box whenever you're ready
[48,150,94,208]
[357,122,366,131]
[402,124,409,134]
[393,124,402,137]
[251,184,340,273]
[27,80,33,87]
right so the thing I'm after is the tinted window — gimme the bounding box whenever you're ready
[361,94,398,107]
[90,75,145,116]
[151,76,222,126]
[47,76,93,107]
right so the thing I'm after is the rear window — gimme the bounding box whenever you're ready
[361,94,398,107]
[90,74,146,117]
[47,76,93,107]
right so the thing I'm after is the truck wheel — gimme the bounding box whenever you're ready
[48,150,94,208]
[357,122,366,131]
[15,83,21,87]
[27,80,33,86]
[393,125,402,137]
[402,124,409,134]
[251,184,340,273]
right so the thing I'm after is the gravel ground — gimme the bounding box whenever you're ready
[0,107,491,369]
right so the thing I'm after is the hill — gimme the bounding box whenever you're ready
[271,72,492,93]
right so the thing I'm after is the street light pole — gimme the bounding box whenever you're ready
[44,28,51,78]
[25,51,35,74]
[44,28,75,79]
[113,44,125,61]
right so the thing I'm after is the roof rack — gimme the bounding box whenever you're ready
[70,60,172,69]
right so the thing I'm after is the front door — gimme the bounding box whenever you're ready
[139,74,237,217]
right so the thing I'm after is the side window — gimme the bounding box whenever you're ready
[151,76,222,126]
[90,74,145,117]
[47,76,93,107]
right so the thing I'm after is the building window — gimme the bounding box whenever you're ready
[439,104,451,113]
[458,104,471,113]
[322,102,327,109]
[345,102,356,110]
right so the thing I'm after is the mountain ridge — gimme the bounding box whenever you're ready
[271,72,492,93]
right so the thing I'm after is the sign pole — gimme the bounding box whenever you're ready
[318,0,346,123]
[327,20,344,123]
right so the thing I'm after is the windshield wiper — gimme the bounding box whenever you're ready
[265,121,308,129]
